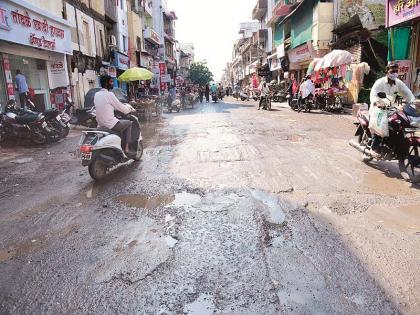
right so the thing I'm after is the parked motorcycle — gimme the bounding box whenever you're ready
[252,90,261,101]
[272,91,287,103]
[26,98,70,141]
[240,92,249,101]
[0,100,51,145]
[77,109,144,180]
[65,95,97,128]
[349,92,420,183]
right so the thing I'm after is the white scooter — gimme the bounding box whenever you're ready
[78,108,143,180]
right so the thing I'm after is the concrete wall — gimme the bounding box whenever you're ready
[127,8,142,67]
[91,0,105,16]
[25,0,63,18]
[312,2,334,50]
[65,3,80,52]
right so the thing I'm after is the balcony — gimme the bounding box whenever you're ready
[252,0,268,20]
[267,0,295,26]
[143,0,153,17]
[144,28,160,45]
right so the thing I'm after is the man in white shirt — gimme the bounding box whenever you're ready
[299,75,315,100]
[369,63,415,157]
[94,75,134,154]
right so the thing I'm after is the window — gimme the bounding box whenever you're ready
[122,35,127,52]
[120,0,124,10]
[99,29,105,56]
[83,21,92,55]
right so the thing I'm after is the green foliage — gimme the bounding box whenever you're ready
[373,29,388,48]
[188,62,214,86]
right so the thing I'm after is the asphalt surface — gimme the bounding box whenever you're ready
[0,98,419,314]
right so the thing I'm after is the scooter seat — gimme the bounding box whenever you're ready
[15,113,39,124]
[95,127,121,136]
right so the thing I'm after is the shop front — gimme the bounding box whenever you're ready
[287,41,314,82]
[0,0,72,111]
[386,0,420,94]
[113,51,129,91]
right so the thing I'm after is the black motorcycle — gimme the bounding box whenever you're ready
[297,95,314,113]
[211,91,218,103]
[0,100,51,145]
[65,95,97,128]
[26,98,70,141]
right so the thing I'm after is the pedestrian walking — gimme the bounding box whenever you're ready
[205,84,210,102]
[198,86,204,103]
[15,69,29,109]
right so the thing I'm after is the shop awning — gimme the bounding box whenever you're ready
[290,0,314,49]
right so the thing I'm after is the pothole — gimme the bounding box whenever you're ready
[115,191,201,210]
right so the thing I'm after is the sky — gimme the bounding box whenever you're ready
[167,0,257,81]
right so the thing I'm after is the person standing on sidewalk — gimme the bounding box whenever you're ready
[205,84,210,103]
[198,86,204,103]
[15,70,29,109]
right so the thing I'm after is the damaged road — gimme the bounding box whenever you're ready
[0,99,419,314]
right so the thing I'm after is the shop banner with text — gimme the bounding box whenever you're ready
[0,0,72,54]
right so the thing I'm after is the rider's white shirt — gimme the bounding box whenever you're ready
[370,77,415,110]
[300,80,315,99]
[94,88,131,129]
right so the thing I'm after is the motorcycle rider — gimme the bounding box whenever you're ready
[94,75,135,155]
[210,83,218,100]
[299,75,315,105]
[258,79,270,110]
[369,63,415,158]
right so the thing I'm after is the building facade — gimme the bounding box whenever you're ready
[0,0,72,110]
[386,0,420,95]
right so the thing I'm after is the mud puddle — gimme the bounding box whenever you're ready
[116,194,175,209]
[363,169,415,196]
[367,203,420,233]
[115,191,201,209]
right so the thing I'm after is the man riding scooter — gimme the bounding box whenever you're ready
[369,63,415,158]
[298,75,315,109]
[94,75,136,155]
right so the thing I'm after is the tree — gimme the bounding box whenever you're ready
[188,61,214,86]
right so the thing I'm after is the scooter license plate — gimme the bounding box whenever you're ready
[56,116,61,121]
[42,121,47,128]
[81,152,92,160]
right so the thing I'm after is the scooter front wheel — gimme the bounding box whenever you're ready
[88,158,108,180]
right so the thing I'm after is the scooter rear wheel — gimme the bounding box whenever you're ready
[88,158,108,180]
[133,141,144,161]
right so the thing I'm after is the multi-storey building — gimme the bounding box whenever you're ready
[64,0,108,107]
[178,42,194,82]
